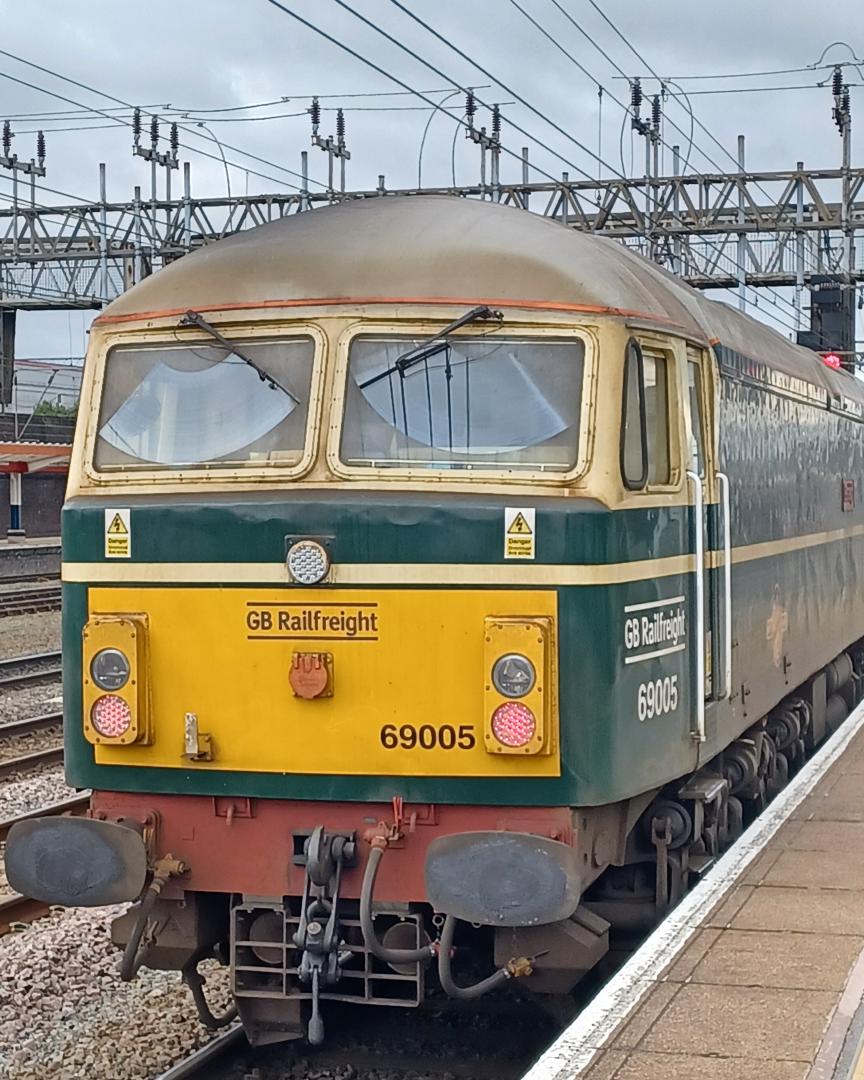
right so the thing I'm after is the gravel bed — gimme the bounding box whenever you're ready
[0,611,61,660]
[0,906,233,1079]
[0,683,63,727]
[0,727,62,764]
[0,766,76,822]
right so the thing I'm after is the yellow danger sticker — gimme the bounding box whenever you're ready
[105,508,131,559]
[504,507,535,560]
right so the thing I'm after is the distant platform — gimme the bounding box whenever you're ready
[524,702,864,1080]
[0,537,60,579]
[0,441,71,473]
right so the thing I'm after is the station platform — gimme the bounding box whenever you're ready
[525,701,864,1080]
[0,535,60,579]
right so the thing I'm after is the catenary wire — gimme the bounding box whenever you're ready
[576,0,806,319]
[0,52,326,193]
[262,1,800,335]
[393,0,802,326]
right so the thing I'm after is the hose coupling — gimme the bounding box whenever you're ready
[505,956,534,979]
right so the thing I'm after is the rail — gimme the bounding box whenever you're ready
[0,651,63,690]
[0,584,62,618]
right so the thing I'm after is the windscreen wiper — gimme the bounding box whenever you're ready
[358,305,503,391]
[179,310,300,405]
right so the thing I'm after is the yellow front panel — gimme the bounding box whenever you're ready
[88,587,560,777]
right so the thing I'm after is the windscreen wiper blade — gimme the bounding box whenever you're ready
[358,305,503,391]
[179,310,300,405]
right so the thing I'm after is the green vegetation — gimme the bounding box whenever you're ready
[34,400,78,418]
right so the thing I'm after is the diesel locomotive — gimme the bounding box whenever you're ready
[9,195,864,1045]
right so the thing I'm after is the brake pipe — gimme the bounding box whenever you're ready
[437,914,533,1000]
[120,854,187,982]
[359,839,437,965]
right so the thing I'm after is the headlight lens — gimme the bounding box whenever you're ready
[91,694,132,738]
[90,648,130,691]
[287,540,330,585]
[491,702,537,748]
[491,653,536,698]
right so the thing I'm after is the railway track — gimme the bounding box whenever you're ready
[0,711,64,780]
[0,583,61,617]
[154,999,558,1080]
[153,1028,245,1080]
[0,651,63,690]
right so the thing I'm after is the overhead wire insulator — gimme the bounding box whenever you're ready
[465,89,476,129]
[651,94,661,132]
[843,88,851,120]
[630,77,642,112]
[36,130,45,167]
[833,65,843,97]
[150,115,159,149]
[2,120,11,158]
[170,122,179,157]
[491,103,501,143]
[336,107,345,145]
[310,97,321,135]
[132,107,142,147]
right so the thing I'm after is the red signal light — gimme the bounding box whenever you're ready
[822,352,842,369]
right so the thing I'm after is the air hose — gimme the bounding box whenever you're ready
[182,961,238,1029]
[437,914,530,999]
[119,854,187,982]
[360,841,533,998]
[359,843,436,965]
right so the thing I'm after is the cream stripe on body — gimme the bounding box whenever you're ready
[63,554,693,587]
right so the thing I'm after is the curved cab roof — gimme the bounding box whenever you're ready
[99,195,861,403]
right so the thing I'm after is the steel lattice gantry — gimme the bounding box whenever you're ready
[0,164,861,309]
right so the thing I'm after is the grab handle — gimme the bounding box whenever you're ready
[717,472,732,700]
[686,470,705,742]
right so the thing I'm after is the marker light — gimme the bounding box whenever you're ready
[490,702,536,748]
[287,540,330,585]
[491,653,536,698]
[90,648,130,691]
[823,352,842,369]
[91,695,132,738]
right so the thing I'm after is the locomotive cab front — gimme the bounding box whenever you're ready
[7,197,725,1044]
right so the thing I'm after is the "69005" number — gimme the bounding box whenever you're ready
[379,724,476,750]
[637,675,678,722]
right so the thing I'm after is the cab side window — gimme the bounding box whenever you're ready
[643,351,670,485]
[621,339,647,488]
[687,358,706,475]
[621,339,671,489]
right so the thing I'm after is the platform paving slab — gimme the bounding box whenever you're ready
[711,884,864,936]
[680,928,864,991]
[633,983,838,1060]
[588,1051,810,1080]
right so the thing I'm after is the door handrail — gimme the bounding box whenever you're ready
[717,472,732,700]
[687,470,705,742]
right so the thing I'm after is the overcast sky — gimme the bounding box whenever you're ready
[0,0,860,358]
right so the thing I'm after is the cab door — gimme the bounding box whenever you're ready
[684,345,731,731]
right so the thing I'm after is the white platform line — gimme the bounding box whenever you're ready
[623,596,686,613]
[522,695,864,1080]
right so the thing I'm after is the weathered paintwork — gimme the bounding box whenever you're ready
[60,198,864,822]
[63,495,698,806]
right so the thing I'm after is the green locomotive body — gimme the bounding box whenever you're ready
[9,197,864,1042]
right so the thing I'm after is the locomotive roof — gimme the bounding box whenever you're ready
[101,195,862,403]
